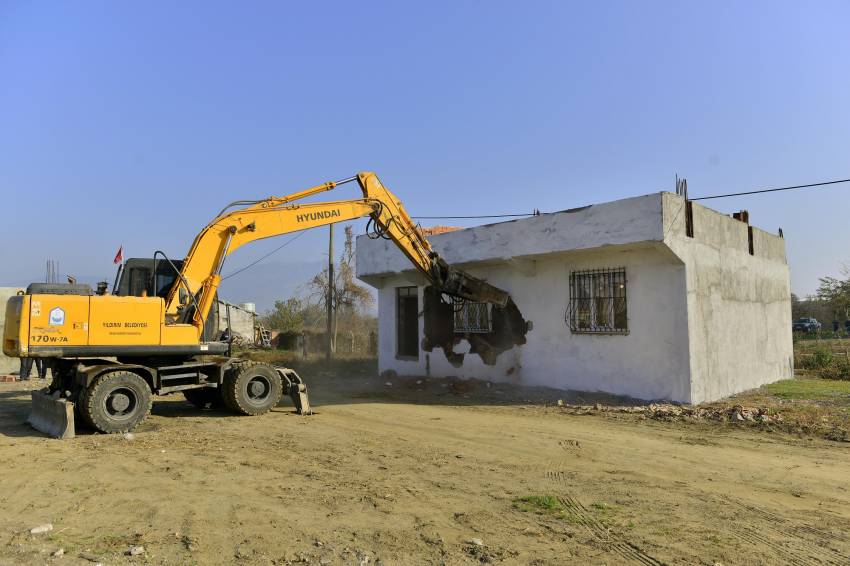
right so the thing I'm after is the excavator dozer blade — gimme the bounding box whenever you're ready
[28,390,75,439]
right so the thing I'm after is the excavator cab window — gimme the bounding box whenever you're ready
[128,268,151,297]
[115,258,184,299]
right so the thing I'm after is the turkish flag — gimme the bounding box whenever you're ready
[113,245,124,265]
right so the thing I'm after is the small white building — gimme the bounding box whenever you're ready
[217,300,256,343]
[0,287,24,375]
[356,192,793,404]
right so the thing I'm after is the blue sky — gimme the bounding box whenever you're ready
[1,1,848,310]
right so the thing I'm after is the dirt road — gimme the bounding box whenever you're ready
[1,373,849,565]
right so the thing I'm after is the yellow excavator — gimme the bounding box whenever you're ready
[3,172,511,438]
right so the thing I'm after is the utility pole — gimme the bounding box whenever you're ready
[326,223,334,361]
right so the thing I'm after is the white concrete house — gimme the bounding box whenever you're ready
[0,287,25,375]
[356,192,793,404]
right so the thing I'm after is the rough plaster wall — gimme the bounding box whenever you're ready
[358,193,665,280]
[219,303,255,340]
[663,193,793,403]
[376,246,692,403]
[0,288,25,374]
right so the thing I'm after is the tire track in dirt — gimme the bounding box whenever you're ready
[546,469,664,565]
[719,496,849,566]
[729,497,845,541]
[729,528,829,566]
[557,495,664,566]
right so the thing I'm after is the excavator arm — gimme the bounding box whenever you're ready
[166,172,510,338]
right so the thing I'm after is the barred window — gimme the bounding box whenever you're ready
[454,301,492,333]
[568,268,628,334]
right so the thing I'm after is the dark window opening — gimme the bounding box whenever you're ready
[396,286,419,358]
[568,268,628,334]
[747,226,754,255]
[685,200,694,238]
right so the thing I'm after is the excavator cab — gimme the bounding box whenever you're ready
[114,258,183,298]
[113,258,220,339]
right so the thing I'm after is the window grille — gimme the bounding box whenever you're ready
[453,300,492,333]
[567,268,628,334]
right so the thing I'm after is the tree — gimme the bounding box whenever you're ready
[816,266,850,321]
[260,297,305,333]
[308,225,375,351]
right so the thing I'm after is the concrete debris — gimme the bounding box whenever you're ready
[422,288,529,367]
[123,432,135,441]
[29,524,53,535]
[52,548,65,557]
[467,538,484,547]
[126,545,145,556]
[558,402,780,423]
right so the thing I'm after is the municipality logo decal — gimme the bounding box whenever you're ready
[49,307,65,326]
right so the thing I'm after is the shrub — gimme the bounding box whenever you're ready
[799,347,834,369]
[818,359,850,380]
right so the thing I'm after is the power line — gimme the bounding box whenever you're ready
[411,213,536,219]
[412,176,850,218]
[692,177,850,201]
[221,231,308,281]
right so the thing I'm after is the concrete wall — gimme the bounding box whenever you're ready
[662,193,793,403]
[218,301,256,342]
[374,245,693,402]
[0,287,25,375]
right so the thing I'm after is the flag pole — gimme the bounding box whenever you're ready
[111,244,124,295]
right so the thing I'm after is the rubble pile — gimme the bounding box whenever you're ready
[559,402,782,423]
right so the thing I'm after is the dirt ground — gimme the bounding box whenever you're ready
[2,365,850,566]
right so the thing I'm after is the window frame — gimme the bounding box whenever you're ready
[395,286,419,360]
[567,268,628,335]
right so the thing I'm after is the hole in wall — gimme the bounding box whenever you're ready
[420,286,530,367]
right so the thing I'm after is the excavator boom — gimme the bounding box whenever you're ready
[166,172,509,337]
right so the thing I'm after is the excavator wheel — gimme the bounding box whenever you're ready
[80,371,153,433]
[183,387,225,410]
[75,386,95,429]
[221,361,283,416]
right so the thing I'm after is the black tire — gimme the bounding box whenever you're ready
[80,371,153,433]
[221,361,282,416]
[75,386,94,429]
[183,387,224,410]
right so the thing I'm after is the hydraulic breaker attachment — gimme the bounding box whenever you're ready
[28,389,75,439]
[431,257,509,307]
[276,368,312,415]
